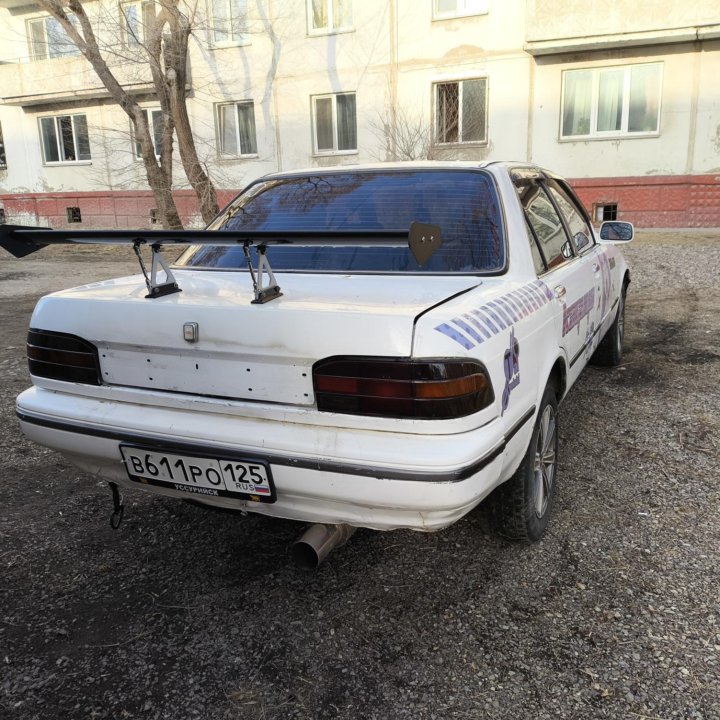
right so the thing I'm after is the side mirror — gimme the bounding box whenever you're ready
[599,221,634,243]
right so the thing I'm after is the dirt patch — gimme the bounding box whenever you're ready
[1,232,719,720]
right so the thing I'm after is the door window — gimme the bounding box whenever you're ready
[516,180,572,270]
[546,180,593,253]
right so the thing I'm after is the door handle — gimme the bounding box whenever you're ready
[554,285,566,299]
[592,263,600,273]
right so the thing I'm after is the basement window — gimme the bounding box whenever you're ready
[66,207,82,223]
[594,203,618,222]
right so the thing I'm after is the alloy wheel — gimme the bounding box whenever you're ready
[532,404,557,518]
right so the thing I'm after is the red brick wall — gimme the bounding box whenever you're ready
[0,189,240,229]
[569,174,720,228]
[2,175,719,229]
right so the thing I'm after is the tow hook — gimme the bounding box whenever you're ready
[108,482,125,529]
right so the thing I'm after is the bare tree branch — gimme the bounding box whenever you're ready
[37,0,221,228]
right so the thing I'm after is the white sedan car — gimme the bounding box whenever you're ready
[2,162,632,565]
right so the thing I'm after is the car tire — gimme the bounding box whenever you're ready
[591,285,626,367]
[485,385,559,542]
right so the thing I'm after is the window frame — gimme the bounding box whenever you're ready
[432,0,489,21]
[215,101,259,159]
[433,76,488,146]
[560,62,663,141]
[311,92,358,156]
[306,0,354,36]
[120,0,154,48]
[26,14,80,61]
[207,0,250,48]
[38,113,91,165]
[133,107,164,160]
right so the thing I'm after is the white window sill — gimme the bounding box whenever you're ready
[432,11,488,21]
[312,149,358,157]
[307,27,355,38]
[559,132,660,142]
[209,39,251,50]
[217,154,259,162]
[42,160,92,167]
[432,140,488,148]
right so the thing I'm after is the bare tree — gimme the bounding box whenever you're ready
[370,106,436,162]
[38,0,220,228]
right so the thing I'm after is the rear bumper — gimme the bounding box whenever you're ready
[17,387,534,531]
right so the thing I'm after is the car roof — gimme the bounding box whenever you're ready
[261,160,498,180]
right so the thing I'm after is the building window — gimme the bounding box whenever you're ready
[134,108,164,159]
[594,203,618,222]
[66,207,82,223]
[312,93,357,154]
[217,102,258,157]
[561,63,662,139]
[0,122,6,168]
[432,0,488,20]
[120,1,154,47]
[434,78,487,145]
[39,114,91,164]
[308,0,353,34]
[209,0,248,45]
[27,15,80,60]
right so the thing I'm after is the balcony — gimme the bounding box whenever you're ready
[525,0,720,55]
[0,54,155,108]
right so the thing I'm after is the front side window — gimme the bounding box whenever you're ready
[435,78,487,144]
[134,108,163,159]
[433,0,488,20]
[39,114,91,164]
[308,0,353,34]
[217,102,258,157]
[27,15,80,60]
[561,63,662,139]
[121,1,155,47]
[209,0,248,45]
[313,93,357,154]
[177,170,505,273]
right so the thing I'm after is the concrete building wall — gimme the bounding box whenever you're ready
[0,0,718,229]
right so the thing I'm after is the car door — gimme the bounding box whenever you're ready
[544,179,608,363]
[514,175,597,386]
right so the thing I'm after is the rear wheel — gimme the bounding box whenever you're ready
[485,385,559,542]
[591,286,626,366]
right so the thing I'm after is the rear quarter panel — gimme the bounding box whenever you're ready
[413,278,560,436]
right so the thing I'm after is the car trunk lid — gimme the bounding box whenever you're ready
[31,271,479,406]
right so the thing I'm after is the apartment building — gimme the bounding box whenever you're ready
[0,0,718,228]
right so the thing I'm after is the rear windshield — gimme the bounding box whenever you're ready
[176,170,505,273]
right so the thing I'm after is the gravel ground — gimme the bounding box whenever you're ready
[1,232,719,720]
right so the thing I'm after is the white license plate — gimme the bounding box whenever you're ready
[119,445,275,502]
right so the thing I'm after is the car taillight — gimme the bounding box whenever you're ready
[313,357,494,419]
[27,329,101,385]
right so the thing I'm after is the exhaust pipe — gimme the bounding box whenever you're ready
[291,523,356,569]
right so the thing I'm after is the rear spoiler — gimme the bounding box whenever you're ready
[0,222,442,304]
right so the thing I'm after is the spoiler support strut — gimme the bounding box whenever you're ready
[133,242,182,299]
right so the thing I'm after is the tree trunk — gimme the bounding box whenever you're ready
[41,0,183,229]
[164,18,219,225]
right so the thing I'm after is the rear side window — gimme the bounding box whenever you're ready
[517,180,572,270]
[177,171,505,273]
[525,219,547,276]
[546,180,593,253]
